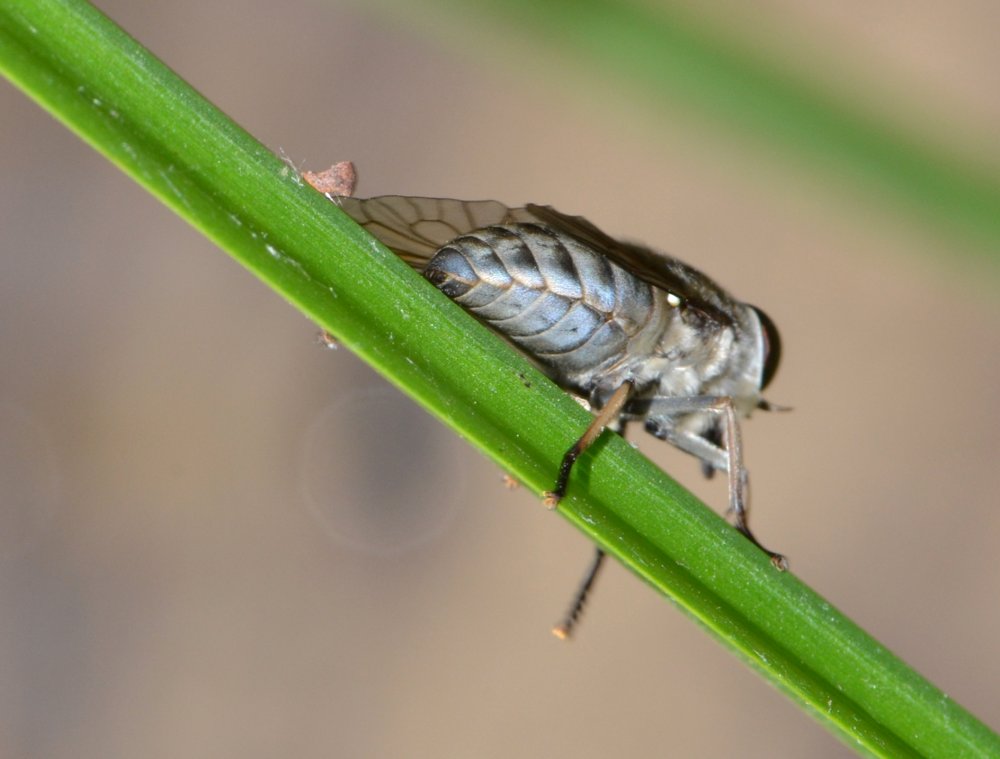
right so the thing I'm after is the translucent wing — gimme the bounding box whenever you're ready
[337,196,535,268]
[339,196,733,328]
[524,204,734,328]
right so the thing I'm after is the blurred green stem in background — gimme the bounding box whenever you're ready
[1,1,999,757]
[371,0,1000,264]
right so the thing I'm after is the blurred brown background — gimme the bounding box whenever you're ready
[1,1,998,757]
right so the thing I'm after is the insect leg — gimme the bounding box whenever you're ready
[716,399,787,570]
[552,547,606,640]
[644,396,787,570]
[551,418,629,641]
[543,380,635,508]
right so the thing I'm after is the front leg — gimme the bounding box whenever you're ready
[642,395,787,570]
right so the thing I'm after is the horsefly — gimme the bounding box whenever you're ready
[309,167,786,639]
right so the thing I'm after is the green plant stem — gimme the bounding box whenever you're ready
[1,2,997,757]
[376,0,1000,263]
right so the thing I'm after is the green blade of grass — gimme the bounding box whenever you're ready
[1,2,998,756]
[373,0,1000,264]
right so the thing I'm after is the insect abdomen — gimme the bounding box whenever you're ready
[424,224,661,384]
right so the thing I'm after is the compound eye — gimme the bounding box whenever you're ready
[750,306,782,389]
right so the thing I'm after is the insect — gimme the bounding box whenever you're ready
[333,192,787,637]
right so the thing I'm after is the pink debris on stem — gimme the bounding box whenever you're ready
[302,160,357,197]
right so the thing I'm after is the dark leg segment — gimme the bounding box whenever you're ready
[549,409,632,641]
[543,380,634,508]
[552,547,606,640]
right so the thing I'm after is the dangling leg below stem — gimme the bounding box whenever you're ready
[552,547,606,640]
[546,389,633,640]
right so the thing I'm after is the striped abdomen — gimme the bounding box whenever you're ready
[424,223,666,389]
